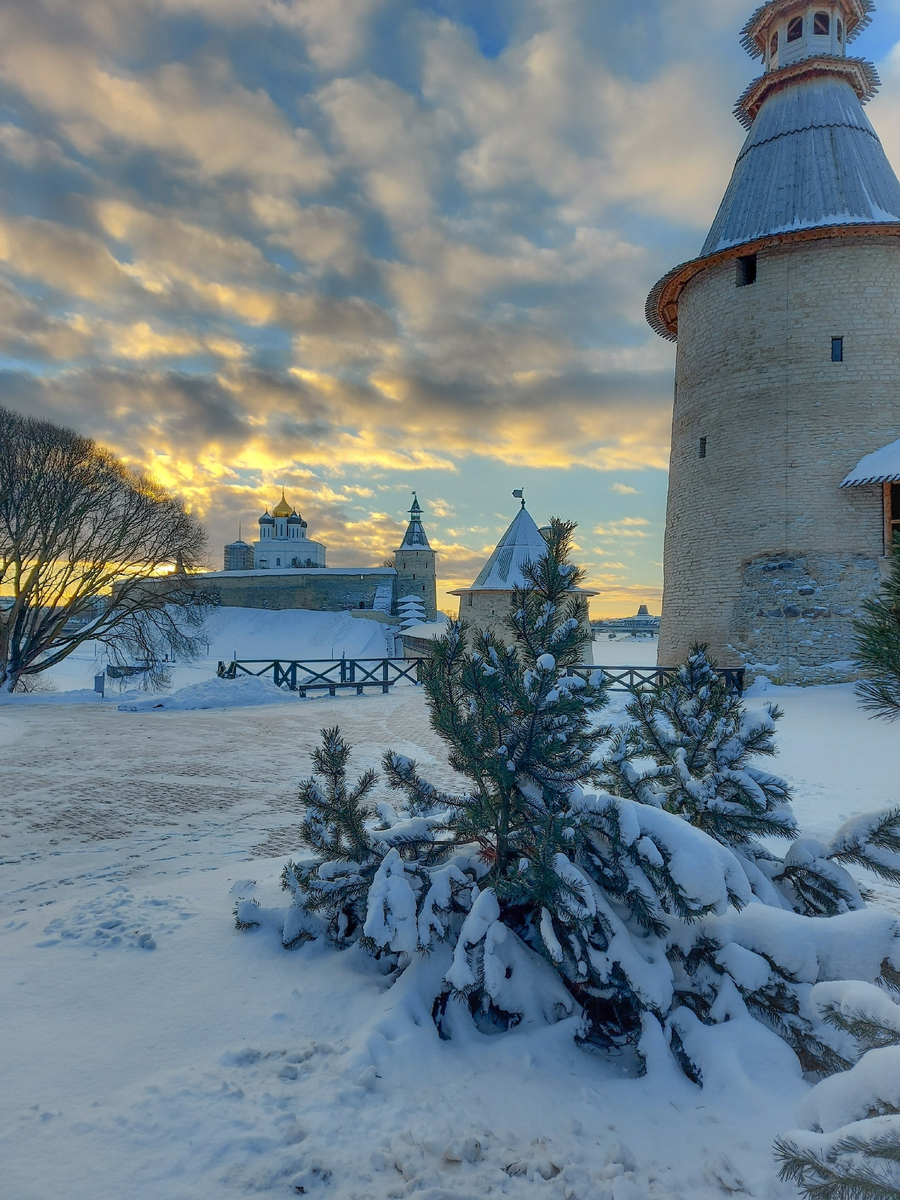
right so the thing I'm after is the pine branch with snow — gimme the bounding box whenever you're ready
[279,726,453,950]
[602,644,796,851]
[776,990,900,1200]
[775,1124,900,1200]
[854,534,900,722]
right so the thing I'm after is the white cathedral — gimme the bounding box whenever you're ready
[224,491,326,570]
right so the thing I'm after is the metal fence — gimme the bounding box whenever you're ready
[217,657,745,697]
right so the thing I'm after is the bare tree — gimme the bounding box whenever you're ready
[0,405,210,692]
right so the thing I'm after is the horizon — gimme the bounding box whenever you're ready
[5,0,900,617]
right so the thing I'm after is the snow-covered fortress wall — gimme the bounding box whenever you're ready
[195,567,400,615]
[208,494,437,621]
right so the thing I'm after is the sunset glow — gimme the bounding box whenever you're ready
[4,0,900,615]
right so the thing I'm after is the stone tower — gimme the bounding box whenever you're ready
[394,493,437,621]
[449,498,596,651]
[647,0,900,682]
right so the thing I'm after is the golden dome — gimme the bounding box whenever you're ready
[272,490,292,518]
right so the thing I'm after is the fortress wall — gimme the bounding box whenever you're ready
[661,236,900,681]
[199,572,395,612]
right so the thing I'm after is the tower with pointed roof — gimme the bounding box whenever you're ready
[450,497,596,650]
[393,493,437,621]
[648,0,900,682]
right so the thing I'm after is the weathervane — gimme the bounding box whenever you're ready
[512,488,525,509]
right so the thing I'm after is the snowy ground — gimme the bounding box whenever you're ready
[1,634,899,1199]
[5,607,395,700]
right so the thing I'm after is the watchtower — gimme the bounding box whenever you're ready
[394,493,437,621]
[647,0,900,682]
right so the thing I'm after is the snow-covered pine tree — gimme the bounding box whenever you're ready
[236,519,900,1075]
[601,644,795,847]
[775,980,900,1200]
[264,726,452,950]
[853,532,900,721]
[397,594,427,630]
[602,645,900,917]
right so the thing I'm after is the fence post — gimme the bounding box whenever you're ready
[383,659,390,694]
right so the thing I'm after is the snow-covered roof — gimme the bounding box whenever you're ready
[464,506,548,592]
[702,75,900,255]
[840,437,900,486]
[399,620,448,641]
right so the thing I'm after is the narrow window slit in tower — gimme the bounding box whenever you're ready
[736,253,757,287]
[814,12,829,36]
[698,437,707,459]
[787,16,803,41]
[832,336,844,362]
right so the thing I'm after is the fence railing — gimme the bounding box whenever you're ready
[564,664,745,695]
[217,657,745,697]
[217,656,422,696]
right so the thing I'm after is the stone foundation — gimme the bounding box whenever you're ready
[731,550,880,683]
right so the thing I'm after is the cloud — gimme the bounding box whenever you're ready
[593,517,653,539]
[0,214,136,299]
[0,277,93,361]
[0,44,332,192]
[0,0,729,609]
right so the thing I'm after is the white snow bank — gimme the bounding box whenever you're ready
[0,687,104,706]
[202,606,391,662]
[118,674,295,712]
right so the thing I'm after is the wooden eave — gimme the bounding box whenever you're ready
[646,223,900,341]
[735,56,879,127]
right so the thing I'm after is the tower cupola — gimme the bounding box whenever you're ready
[648,0,898,340]
[397,492,431,551]
[743,1,873,72]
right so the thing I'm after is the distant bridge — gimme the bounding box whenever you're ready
[216,657,745,697]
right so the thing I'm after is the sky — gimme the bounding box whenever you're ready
[4,0,900,616]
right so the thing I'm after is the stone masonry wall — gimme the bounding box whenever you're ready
[201,571,396,612]
[458,590,594,661]
[661,236,899,681]
[394,548,437,621]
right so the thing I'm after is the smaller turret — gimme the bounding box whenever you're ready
[394,493,437,620]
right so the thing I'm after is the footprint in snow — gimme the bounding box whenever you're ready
[36,889,197,951]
